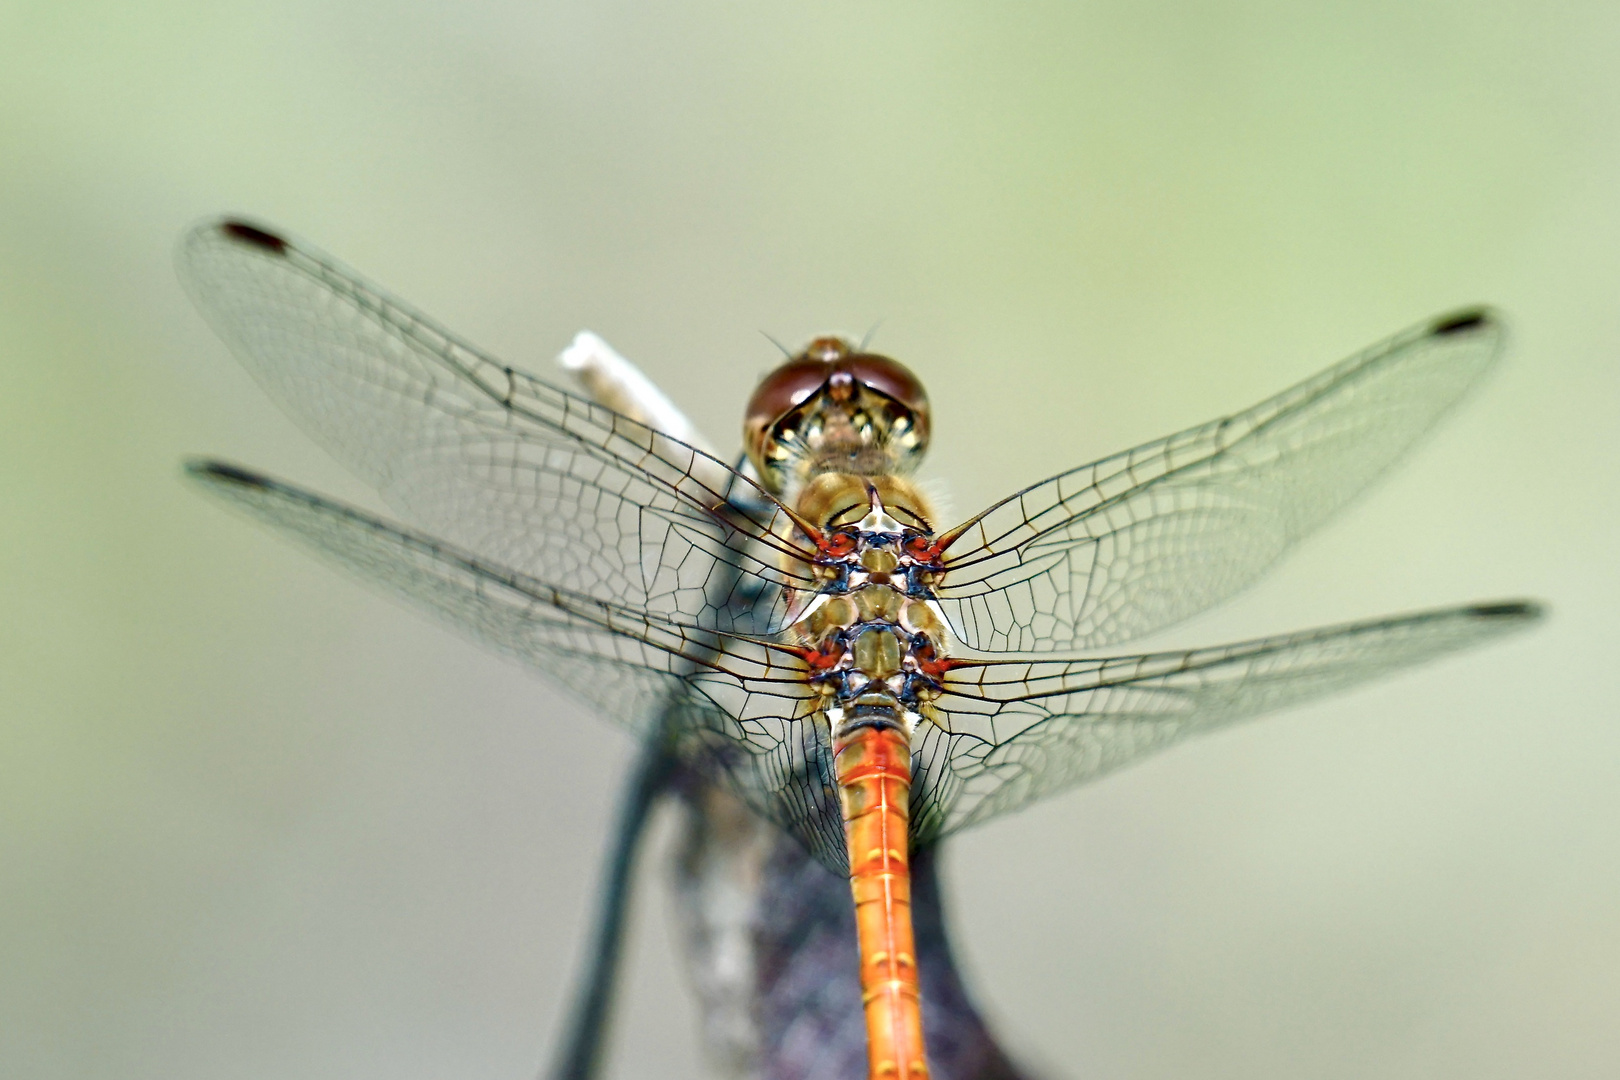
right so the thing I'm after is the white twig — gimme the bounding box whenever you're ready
[558,331,720,457]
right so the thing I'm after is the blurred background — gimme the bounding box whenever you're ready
[2,3,1616,1078]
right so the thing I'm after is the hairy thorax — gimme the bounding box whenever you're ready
[782,472,954,740]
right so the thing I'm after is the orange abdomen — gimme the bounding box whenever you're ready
[834,722,928,1079]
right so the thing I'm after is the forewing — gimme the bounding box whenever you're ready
[937,311,1505,651]
[178,221,804,636]
[187,461,850,867]
[909,601,1541,844]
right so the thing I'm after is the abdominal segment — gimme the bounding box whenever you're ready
[835,721,928,1079]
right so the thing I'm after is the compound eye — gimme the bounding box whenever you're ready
[746,358,833,429]
[745,347,928,444]
[743,358,834,472]
[844,353,929,422]
[742,338,933,493]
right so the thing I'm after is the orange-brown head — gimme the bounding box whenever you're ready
[743,336,931,496]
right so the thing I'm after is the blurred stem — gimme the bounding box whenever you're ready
[544,722,675,1080]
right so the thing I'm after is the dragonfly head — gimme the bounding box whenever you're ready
[744,336,931,496]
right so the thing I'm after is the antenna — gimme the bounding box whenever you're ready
[859,319,885,351]
[760,330,793,360]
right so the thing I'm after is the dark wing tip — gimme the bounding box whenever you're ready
[184,458,271,488]
[1430,307,1495,337]
[218,220,289,255]
[1465,599,1545,622]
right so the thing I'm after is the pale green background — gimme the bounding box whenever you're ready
[2,4,1615,1079]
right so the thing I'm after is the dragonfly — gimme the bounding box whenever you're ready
[180,218,1541,1080]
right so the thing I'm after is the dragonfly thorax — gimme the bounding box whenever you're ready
[790,475,947,593]
[787,484,956,738]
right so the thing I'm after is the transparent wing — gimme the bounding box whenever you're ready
[178,220,806,636]
[187,462,1541,867]
[936,310,1505,651]
[187,461,850,866]
[908,600,1541,843]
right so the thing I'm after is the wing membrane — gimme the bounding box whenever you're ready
[937,311,1505,651]
[187,462,1539,865]
[187,461,851,864]
[178,221,804,636]
[909,600,1541,842]
[182,226,1539,866]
